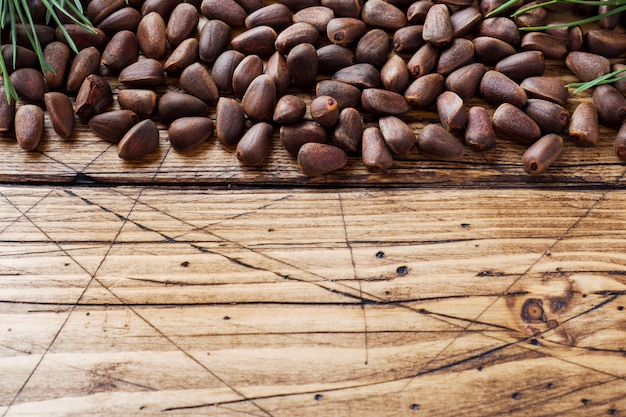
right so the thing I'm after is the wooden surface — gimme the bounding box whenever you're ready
[0,59,624,189]
[2,187,626,416]
[2,22,626,417]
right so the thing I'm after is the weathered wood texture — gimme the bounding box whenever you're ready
[1,187,625,416]
[2,4,626,416]
[0,60,624,188]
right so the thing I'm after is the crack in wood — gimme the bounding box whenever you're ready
[40,184,278,417]
[4,184,625,415]
[100,188,374,303]
[339,191,369,365]
[397,170,626,395]
[0,188,138,417]
[0,149,177,417]
[162,341,520,413]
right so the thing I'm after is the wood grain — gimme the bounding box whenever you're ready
[1,187,625,416]
[0,59,624,188]
[2,4,626,416]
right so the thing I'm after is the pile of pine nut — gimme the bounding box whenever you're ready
[2,0,626,176]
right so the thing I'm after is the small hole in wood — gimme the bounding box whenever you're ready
[396,266,409,275]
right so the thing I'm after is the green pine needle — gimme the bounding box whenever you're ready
[567,68,626,92]
[518,3,626,30]
[486,0,521,17]
[0,0,94,103]
[486,0,626,93]
[488,0,626,21]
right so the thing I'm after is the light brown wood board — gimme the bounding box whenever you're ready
[0,59,624,188]
[1,4,626,417]
[1,187,626,416]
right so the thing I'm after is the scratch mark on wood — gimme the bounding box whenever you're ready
[163,193,293,241]
[163,306,626,415]
[8,184,616,412]
[486,294,626,380]
[0,189,52,235]
[163,341,519,412]
[0,188,141,417]
[339,192,369,365]
[214,404,268,417]
[53,168,278,417]
[394,202,497,242]
[561,292,625,326]
[88,279,277,417]
[104,188,371,303]
[0,150,173,417]
[498,377,622,417]
[43,187,546,344]
[82,362,156,394]
[419,308,519,332]
[549,339,626,354]
[61,190,339,303]
[228,194,294,221]
[39,141,113,184]
[77,143,115,176]
[397,169,626,394]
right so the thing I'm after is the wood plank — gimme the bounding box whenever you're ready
[1,186,625,416]
[1,59,625,188]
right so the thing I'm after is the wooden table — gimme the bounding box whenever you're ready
[2,56,626,416]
